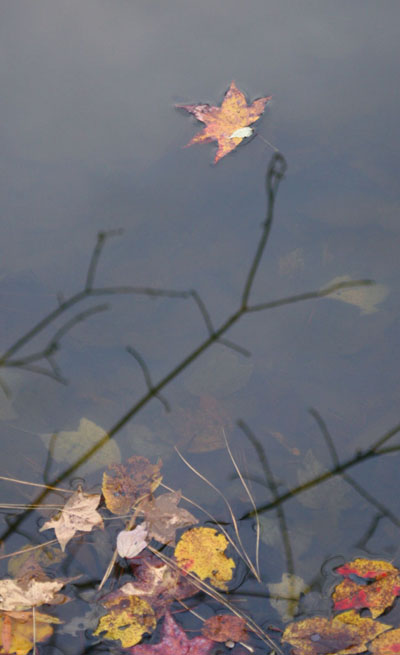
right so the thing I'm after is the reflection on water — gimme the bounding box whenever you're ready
[1,1,400,651]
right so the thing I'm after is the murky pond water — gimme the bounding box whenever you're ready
[1,2,400,653]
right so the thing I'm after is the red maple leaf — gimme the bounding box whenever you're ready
[178,81,271,163]
[129,611,214,654]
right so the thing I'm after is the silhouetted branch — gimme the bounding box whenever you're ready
[309,407,400,529]
[238,419,295,576]
[1,152,385,547]
[126,345,170,412]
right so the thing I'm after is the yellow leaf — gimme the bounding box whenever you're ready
[174,527,235,590]
[0,610,61,655]
[93,594,155,648]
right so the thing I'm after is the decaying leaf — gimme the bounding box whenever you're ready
[282,610,390,655]
[40,417,121,475]
[0,576,67,612]
[40,488,103,551]
[94,593,156,648]
[370,628,400,655]
[139,491,197,545]
[268,573,310,623]
[202,614,247,642]
[174,527,235,590]
[121,551,197,617]
[0,610,62,655]
[178,80,271,163]
[333,558,400,618]
[324,276,389,315]
[102,456,162,515]
[129,610,214,654]
[117,524,149,559]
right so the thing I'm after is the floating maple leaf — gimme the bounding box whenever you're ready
[139,491,197,545]
[129,610,214,654]
[333,558,400,618]
[282,611,390,655]
[202,614,247,643]
[178,81,271,163]
[102,456,162,515]
[174,527,235,590]
[370,628,400,655]
[94,593,156,648]
[40,487,103,551]
[0,610,61,655]
[121,551,197,618]
[0,576,68,612]
[117,523,149,558]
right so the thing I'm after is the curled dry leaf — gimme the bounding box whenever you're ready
[117,523,149,559]
[129,610,214,654]
[0,610,62,655]
[282,610,391,655]
[174,527,235,590]
[139,490,197,545]
[0,576,67,612]
[102,456,162,515]
[93,593,156,648]
[40,488,103,551]
[202,614,247,643]
[178,80,271,163]
[121,551,197,618]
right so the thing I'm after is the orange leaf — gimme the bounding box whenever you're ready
[178,81,271,163]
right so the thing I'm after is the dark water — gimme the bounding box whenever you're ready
[1,1,400,652]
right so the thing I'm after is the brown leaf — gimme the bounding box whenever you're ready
[202,614,247,642]
[139,491,197,545]
[40,487,103,551]
[178,81,271,163]
[102,456,162,515]
[282,611,390,655]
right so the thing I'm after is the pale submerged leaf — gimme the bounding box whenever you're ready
[229,126,253,139]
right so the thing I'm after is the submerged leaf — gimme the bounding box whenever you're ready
[324,276,389,315]
[40,417,121,475]
[178,80,271,163]
[129,610,214,654]
[94,594,156,648]
[40,488,103,551]
[174,527,235,590]
[102,456,162,515]
[268,573,310,623]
